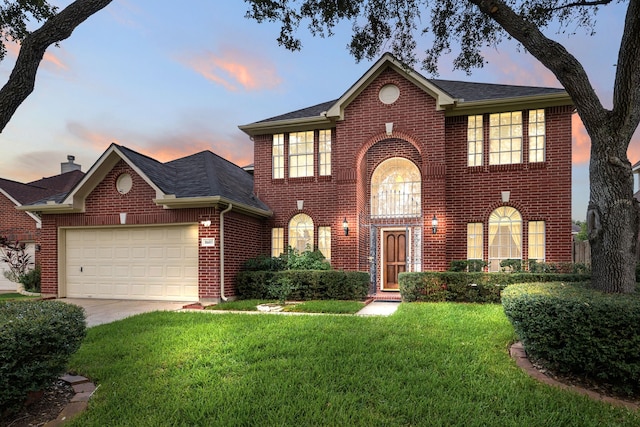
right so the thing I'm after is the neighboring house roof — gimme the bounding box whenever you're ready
[239,52,573,136]
[20,144,271,218]
[0,171,84,228]
[28,170,85,194]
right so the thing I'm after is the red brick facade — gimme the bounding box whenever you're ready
[37,160,266,301]
[249,63,573,295]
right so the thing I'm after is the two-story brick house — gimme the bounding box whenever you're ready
[240,53,573,297]
[21,53,573,302]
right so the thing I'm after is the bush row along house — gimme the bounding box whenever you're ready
[17,53,574,302]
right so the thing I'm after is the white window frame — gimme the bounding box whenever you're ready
[318,226,331,260]
[528,221,545,262]
[289,131,314,178]
[488,207,522,271]
[319,129,331,176]
[529,109,546,163]
[272,134,284,179]
[467,223,483,260]
[289,213,314,252]
[489,111,522,165]
[467,115,483,167]
[371,157,421,218]
[271,228,284,257]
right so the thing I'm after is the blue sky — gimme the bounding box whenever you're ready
[0,1,634,220]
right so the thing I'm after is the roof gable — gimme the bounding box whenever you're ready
[239,52,572,135]
[325,53,456,120]
[20,143,270,217]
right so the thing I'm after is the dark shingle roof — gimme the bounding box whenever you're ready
[253,80,566,124]
[28,170,84,194]
[255,99,337,123]
[116,145,268,211]
[0,169,84,205]
[428,79,565,102]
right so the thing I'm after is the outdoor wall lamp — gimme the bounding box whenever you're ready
[343,218,349,236]
[432,215,438,234]
[201,220,212,227]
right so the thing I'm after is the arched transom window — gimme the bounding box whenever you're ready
[289,213,314,252]
[488,207,522,271]
[371,157,421,218]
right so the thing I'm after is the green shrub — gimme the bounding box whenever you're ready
[236,270,369,301]
[242,247,331,272]
[399,271,591,303]
[449,260,487,272]
[500,259,522,272]
[18,266,41,293]
[502,283,640,396]
[0,300,86,414]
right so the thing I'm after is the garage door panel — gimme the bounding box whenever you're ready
[65,226,198,301]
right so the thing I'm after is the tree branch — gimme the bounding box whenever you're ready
[469,0,608,133]
[0,0,113,133]
[545,0,613,12]
[612,0,640,138]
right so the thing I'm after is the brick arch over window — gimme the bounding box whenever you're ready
[354,130,423,173]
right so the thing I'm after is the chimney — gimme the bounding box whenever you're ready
[61,155,81,174]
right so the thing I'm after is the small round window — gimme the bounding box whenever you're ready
[379,84,400,104]
[116,173,133,194]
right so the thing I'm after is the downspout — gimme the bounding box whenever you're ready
[219,203,232,301]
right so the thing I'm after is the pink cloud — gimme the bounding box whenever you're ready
[66,120,254,169]
[482,49,561,88]
[5,40,70,72]
[572,114,591,165]
[182,48,281,92]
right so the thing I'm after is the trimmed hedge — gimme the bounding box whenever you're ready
[502,283,640,396]
[236,270,370,301]
[0,300,86,414]
[399,271,591,303]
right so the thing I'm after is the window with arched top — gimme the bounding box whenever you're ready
[289,213,314,252]
[371,157,421,218]
[488,206,522,271]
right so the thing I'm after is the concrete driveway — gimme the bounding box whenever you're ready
[60,299,188,327]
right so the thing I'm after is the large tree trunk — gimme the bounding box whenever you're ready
[587,130,640,293]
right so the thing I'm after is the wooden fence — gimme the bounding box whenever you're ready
[572,240,591,265]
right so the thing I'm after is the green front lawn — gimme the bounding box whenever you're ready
[68,304,639,426]
[205,299,365,314]
[0,293,39,301]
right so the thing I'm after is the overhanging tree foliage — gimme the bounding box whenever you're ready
[245,0,640,294]
[0,0,112,132]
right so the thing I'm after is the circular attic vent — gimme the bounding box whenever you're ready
[116,173,133,194]
[379,84,400,104]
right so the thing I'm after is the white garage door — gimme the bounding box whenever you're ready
[0,242,36,291]
[65,226,198,301]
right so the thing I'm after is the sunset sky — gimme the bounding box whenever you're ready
[0,1,634,220]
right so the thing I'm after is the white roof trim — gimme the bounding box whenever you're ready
[0,187,42,226]
[60,144,166,212]
[325,53,456,120]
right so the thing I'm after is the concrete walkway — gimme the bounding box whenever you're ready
[356,301,400,316]
[61,299,187,327]
[59,298,401,327]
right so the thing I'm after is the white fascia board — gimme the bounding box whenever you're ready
[153,195,272,218]
[325,53,456,120]
[61,144,167,209]
[238,116,331,137]
[0,188,42,225]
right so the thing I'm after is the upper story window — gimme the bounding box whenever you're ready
[289,131,314,178]
[467,115,483,167]
[529,109,546,163]
[272,134,284,179]
[489,112,522,165]
[371,157,421,218]
[319,129,331,176]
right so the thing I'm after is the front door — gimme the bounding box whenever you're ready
[382,230,406,290]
